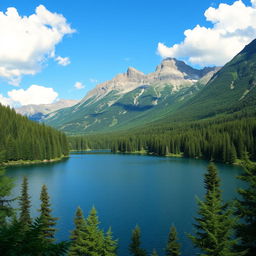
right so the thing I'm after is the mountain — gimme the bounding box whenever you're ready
[45,39,256,134]
[166,39,256,121]
[44,58,217,133]
[16,99,79,122]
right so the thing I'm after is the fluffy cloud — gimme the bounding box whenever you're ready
[74,81,85,90]
[251,0,256,7]
[157,0,256,66]
[55,56,71,66]
[0,94,14,106]
[0,5,74,85]
[7,84,58,105]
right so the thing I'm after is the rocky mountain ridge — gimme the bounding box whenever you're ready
[44,58,218,133]
[79,58,216,106]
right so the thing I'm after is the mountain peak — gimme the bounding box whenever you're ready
[155,58,177,72]
[155,58,217,80]
[126,67,144,78]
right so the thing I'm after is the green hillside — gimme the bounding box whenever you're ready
[45,80,207,134]
[0,104,69,163]
[168,39,256,121]
[45,39,256,135]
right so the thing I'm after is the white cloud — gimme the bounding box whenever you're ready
[74,81,85,90]
[157,0,256,66]
[7,84,58,105]
[0,5,75,85]
[55,56,71,66]
[251,0,256,7]
[0,94,14,106]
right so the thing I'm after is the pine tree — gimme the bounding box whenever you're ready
[19,176,32,228]
[68,206,87,256]
[69,207,116,256]
[189,163,244,256]
[204,163,221,198]
[236,162,256,256]
[0,217,69,256]
[129,225,147,256]
[102,227,118,256]
[77,206,104,256]
[38,184,57,243]
[0,168,15,226]
[165,225,181,256]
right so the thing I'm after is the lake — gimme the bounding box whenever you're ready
[6,153,244,256]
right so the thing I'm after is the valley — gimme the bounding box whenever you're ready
[1,1,256,254]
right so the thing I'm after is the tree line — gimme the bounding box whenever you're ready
[0,160,255,256]
[68,117,256,164]
[0,104,69,163]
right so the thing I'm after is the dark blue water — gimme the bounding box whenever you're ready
[6,153,243,256]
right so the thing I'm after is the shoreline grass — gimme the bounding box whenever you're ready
[1,155,69,167]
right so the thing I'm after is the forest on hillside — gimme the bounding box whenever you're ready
[68,116,256,164]
[0,104,69,163]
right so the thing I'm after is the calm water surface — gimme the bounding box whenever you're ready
[6,153,243,256]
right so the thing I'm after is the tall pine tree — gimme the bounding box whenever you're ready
[0,168,15,226]
[129,225,147,256]
[68,206,87,256]
[19,176,32,228]
[102,227,118,256]
[189,163,244,256]
[82,206,104,256]
[236,162,256,256]
[69,207,117,256]
[38,184,57,243]
[165,225,181,256]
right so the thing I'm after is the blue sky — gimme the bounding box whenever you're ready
[0,0,255,105]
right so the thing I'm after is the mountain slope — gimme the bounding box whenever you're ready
[168,39,256,121]
[44,58,217,133]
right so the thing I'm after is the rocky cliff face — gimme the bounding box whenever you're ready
[44,58,219,133]
[80,58,216,105]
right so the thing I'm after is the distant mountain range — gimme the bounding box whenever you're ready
[43,58,218,133]
[15,99,79,122]
[28,39,256,134]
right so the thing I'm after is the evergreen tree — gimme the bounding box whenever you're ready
[69,116,256,164]
[38,184,58,243]
[0,168,15,226]
[0,217,69,256]
[236,162,256,256]
[102,227,118,256]
[68,206,87,256]
[0,171,68,256]
[0,103,69,163]
[19,176,32,228]
[69,207,117,256]
[165,225,181,256]
[129,225,147,256]
[189,163,244,256]
[81,206,104,256]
